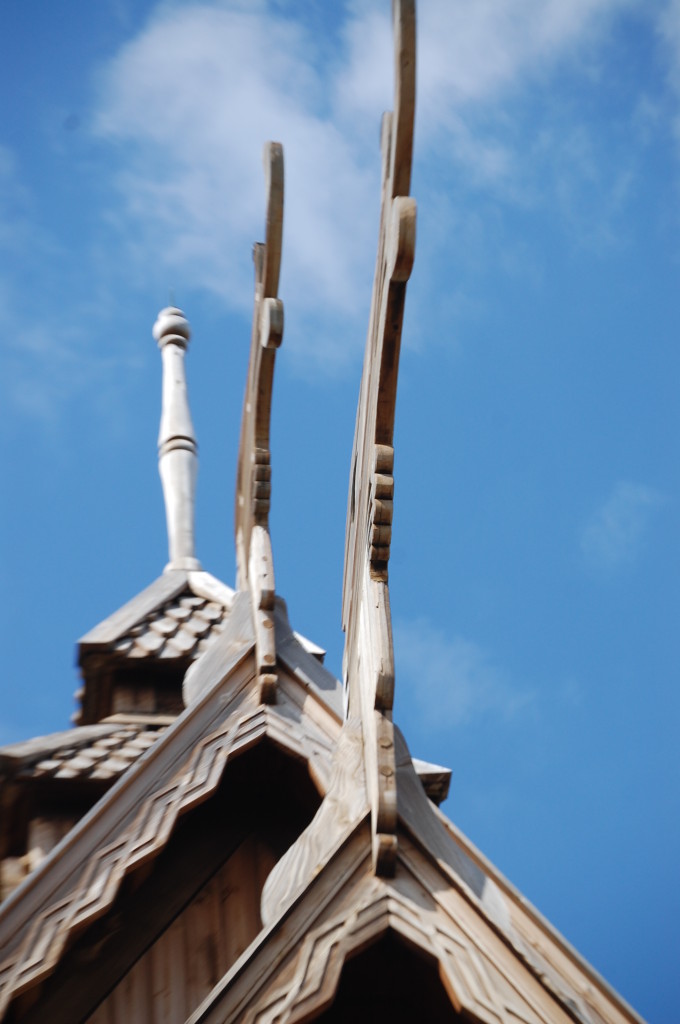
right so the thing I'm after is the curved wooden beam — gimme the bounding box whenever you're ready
[342,0,417,875]
[235,141,284,702]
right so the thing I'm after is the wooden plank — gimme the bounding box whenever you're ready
[182,590,254,705]
[167,914,188,1024]
[78,572,188,648]
[0,725,120,773]
[260,722,369,928]
[186,571,234,609]
[85,1000,110,1024]
[190,827,372,1024]
[149,926,174,1024]
[411,756,451,805]
[14,806,252,1024]
[0,643,257,984]
[184,884,217,1009]
[234,143,284,592]
[232,143,286,703]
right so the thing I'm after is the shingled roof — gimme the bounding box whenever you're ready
[1,721,171,785]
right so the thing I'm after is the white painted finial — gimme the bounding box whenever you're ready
[153,306,201,572]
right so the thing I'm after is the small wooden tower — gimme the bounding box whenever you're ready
[0,3,645,1022]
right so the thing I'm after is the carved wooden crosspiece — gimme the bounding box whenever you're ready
[235,142,284,703]
[342,0,416,875]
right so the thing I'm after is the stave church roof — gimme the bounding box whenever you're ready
[0,4,645,1023]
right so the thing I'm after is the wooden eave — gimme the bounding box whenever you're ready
[78,571,194,650]
[78,570,235,661]
[433,811,645,1024]
[183,720,643,1024]
[0,595,345,1017]
[185,824,586,1024]
[0,726,128,777]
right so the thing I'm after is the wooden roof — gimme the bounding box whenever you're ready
[79,570,234,657]
[0,721,170,785]
[0,2,645,1022]
[0,601,642,1023]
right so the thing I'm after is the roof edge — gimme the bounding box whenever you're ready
[78,571,189,649]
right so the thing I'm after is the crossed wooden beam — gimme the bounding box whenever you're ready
[235,0,416,874]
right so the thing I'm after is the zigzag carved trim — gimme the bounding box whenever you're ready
[244,885,560,1024]
[0,704,333,1014]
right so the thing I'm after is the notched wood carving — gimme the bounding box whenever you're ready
[246,883,549,1024]
[235,142,285,703]
[341,0,416,876]
[0,700,336,1014]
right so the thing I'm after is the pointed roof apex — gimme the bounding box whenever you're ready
[154,305,201,572]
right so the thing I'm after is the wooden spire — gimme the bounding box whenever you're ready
[153,306,202,572]
[235,142,284,703]
[342,0,416,875]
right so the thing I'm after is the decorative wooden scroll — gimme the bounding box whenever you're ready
[342,0,416,875]
[235,142,284,703]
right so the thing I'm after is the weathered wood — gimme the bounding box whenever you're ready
[260,721,369,926]
[341,0,416,876]
[185,570,235,609]
[87,837,274,1024]
[410,756,451,805]
[0,655,258,1003]
[182,590,255,706]
[16,808,253,1024]
[273,599,344,721]
[78,572,188,649]
[190,826,373,1024]
[234,142,285,701]
[0,726,121,773]
[0,661,343,1017]
[198,838,590,1024]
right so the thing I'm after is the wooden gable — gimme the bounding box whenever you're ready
[0,598,343,1023]
[0,2,646,1023]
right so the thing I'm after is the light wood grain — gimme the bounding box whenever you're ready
[341,0,416,876]
[233,142,286,701]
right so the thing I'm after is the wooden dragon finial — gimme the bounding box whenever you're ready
[235,141,284,703]
[342,0,416,875]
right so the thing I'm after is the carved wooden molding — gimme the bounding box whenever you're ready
[235,142,285,703]
[243,881,569,1024]
[0,698,333,1014]
[341,0,416,875]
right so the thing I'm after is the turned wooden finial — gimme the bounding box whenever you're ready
[153,306,202,572]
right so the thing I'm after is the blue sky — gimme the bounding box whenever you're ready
[1,1,679,1019]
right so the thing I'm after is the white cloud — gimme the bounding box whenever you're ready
[394,618,532,729]
[658,0,680,144]
[0,270,145,435]
[89,0,650,373]
[93,3,378,369]
[342,0,636,129]
[581,481,663,570]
